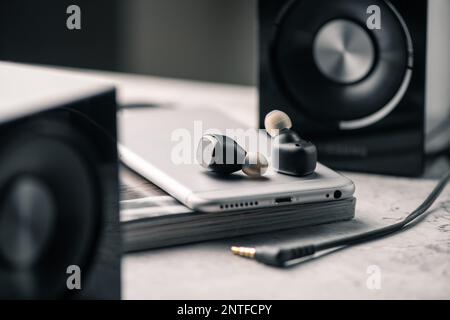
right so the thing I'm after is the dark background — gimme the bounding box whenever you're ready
[0,0,257,85]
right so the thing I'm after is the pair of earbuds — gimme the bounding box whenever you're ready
[196,110,317,177]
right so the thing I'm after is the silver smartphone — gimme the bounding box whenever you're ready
[119,107,355,212]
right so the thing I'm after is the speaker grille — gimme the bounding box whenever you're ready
[220,201,260,210]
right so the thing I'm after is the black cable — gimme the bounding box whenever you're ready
[231,171,450,267]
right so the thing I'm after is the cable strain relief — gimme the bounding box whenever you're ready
[288,245,316,260]
[255,245,315,267]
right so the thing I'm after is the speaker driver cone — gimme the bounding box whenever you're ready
[0,176,56,270]
[0,117,99,299]
[313,19,375,84]
[272,0,413,128]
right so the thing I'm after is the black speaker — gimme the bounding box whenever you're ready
[0,62,121,299]
[259,0,450,176]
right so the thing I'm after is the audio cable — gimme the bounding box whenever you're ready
[231,171,450,267]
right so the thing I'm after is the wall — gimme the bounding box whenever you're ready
[118,0,257,85]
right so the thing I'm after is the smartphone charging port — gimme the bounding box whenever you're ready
[275,197,292,204]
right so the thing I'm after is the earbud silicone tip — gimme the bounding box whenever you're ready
[264,110,293,137]
[242,152,269,177]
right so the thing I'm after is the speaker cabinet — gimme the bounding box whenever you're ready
[259,0,450,176]
[0,62,121,299]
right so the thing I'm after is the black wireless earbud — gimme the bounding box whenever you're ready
[197,134,268,178]
[265,110,317,176]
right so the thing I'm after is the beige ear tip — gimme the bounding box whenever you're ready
[264,110,292,137]
[242,152,269,177]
